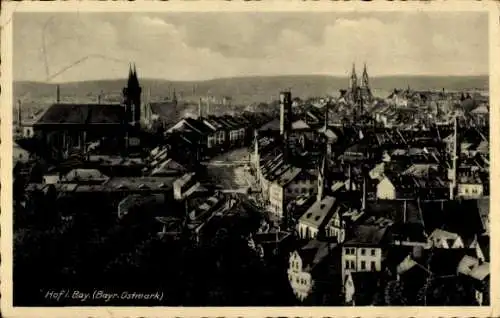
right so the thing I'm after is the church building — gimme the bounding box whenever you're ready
[32,64,143,161]
[343,63,374,115]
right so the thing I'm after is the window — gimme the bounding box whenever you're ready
[351,260,355,269]
[361,261,366,270]
[296,277,300,284]
[301,188,306,193]
[371,249,376,256]
[345,260,350,269]
[345,248,350,255]
[361,248,366,256]
[371,261,376,271]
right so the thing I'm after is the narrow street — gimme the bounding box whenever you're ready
[205,147,255,190]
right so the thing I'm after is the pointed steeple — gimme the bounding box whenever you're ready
[124,63,142,126]
[362,63,369,88]
[349,63,358,91]
[317,155,328,201]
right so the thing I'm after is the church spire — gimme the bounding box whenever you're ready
[124,63,142,126]
[349,63,358,91]
[317,155,328,201]
[362,62,369,88]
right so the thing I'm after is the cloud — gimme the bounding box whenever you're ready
[13,12,488,82]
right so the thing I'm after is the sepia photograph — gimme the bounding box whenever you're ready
[1,2,497,316]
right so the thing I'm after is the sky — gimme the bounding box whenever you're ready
[13,12,489,82]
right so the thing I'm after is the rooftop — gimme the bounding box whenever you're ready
[35,103,125,125]
[299,196,337,228]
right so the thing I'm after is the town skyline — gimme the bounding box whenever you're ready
[14,12,488,83]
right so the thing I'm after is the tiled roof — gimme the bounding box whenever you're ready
[299,196,337,228]
[36,103,125,125]
[151,158,187,176]
[297,240,337,272]
[63,168,109,182]
[345,221,390,246]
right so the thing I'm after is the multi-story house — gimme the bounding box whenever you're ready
[341,218,393,284]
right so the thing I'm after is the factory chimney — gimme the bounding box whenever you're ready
[198,98,203,119]
[17,99,22,128]
[449,115,458,200]
[206,98,210,117]
[56,85,61,103]
[361,174,367,211]
[279,91,292,161]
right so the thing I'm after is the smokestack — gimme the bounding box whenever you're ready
[56,85,60,103]
[324,101,329,128]
[403,200,407,224]
[279,91,292,136]
[279,91,292,161]
[361,175,366,211]
[450,115,458,200]
[97,93,101,105]
[198,98,203,119]
[206,98,210,117]
[17,99,22,128]
[348,164,352,191]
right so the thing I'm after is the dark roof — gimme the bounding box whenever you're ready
[366,200,423,225]
[345,222,390,246]
[297,240,337,272]
[36,103,125,125]
[183,117,214,134]
[427,248,476,276]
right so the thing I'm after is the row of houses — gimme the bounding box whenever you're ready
[287,204,490,305]
[166,111,274,160]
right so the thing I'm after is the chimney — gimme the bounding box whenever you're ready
[347,164,352,191]
[279,91,292,136]
[361,175,367,211]
[206,98,210,117]
[97,93,101,105]
[324,101,329,128]
[403,200,407,223]
[56,85,60,103]
[280,91,292,161]
[450,115,458,200]
[17,99,22,128]
[198,98,203,119]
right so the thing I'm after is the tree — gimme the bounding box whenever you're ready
[384,280,407,305]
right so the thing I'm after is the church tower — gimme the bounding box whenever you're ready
[349,63,358,92]
[317,156,329,202]
[361,63,370,89]
[123,63,142,127]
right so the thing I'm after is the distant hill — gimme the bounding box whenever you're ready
[14,75,488,107]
